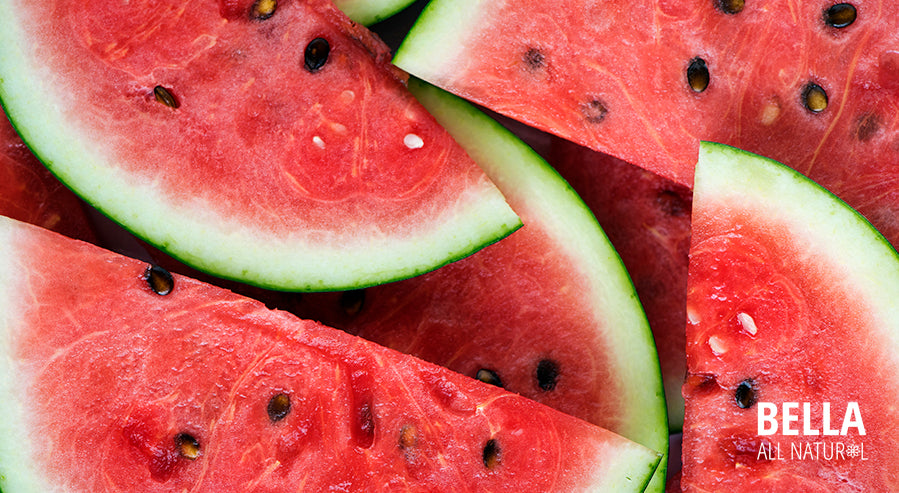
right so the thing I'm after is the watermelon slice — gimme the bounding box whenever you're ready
[683,142,899,490]
[0,0,520,292]
[0,214,663,491]
[549,138,692,431]
[393,0,899,250]
[334,0,417,25]
[0,112,96,243]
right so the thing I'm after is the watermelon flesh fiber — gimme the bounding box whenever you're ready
[0,215,662,492]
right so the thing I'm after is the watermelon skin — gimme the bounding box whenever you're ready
[0,112,96,243]
[393,0,899,252]
[548,138,691,431]
[0,214,661,492]
[682,142,899,491]
[0,0,520,291]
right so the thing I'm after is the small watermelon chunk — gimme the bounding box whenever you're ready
[683,142,899,490]
[0,215,661,492]
[0,0,520,291]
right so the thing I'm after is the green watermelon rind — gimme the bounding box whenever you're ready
[334,0,418,26]
[0,5,522,293]
[407,78,669,493]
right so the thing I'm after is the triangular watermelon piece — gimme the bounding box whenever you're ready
[683,142,899,489]
[0,0,520,292]
[393,0,899,249]
[0,214,661,491]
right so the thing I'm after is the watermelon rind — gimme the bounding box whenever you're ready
[0,1,521,293]
[407,78,669,493]
[334,0,418,26]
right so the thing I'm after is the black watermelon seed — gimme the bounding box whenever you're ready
[735,379,757,409]
[536,359,560,391]
[153,86,179,109]
[145,265,174,295]
[581,99,608,124]
[687,57,710,93]
[175,433,200,459]
[339,289,365,317]
[251,0,277,19]
[267,393,291,423]
[824,3,857,28]
[801,82,828,113]
[657,189,690,216]
[475,369,503,388]
[304,38,331,72]
[854,112,881,141]
[716,0,745,14]
[523,47,545,71]
[482,438,500,469]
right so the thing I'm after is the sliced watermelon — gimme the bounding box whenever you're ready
[0,214,662,491]
[393,0,899,249]
[291,79,670,491]
[683,142,899,490]
[0,0,520,291]
[0,112,96,243]
[334,0,417,25]
[549,138,692,431]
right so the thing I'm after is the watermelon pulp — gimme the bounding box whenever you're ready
[0,214,662,492]
[0,0,520,291]
[393,0,899,252]
[682,142,899,490]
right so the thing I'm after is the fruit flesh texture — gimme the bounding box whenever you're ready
[682,143,899,491]
[0,216,660,492]
[395,0,899,251]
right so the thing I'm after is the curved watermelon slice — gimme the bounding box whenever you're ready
[292,79,670,491]
[393,0,899,250]
[683,142,899,490]
[0,0,520,292]
[0,112,96,243]
[0,214,662,492]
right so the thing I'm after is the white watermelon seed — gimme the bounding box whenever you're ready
[737,312,758,335]
[312,135,325,148]
[708,335,727,355]
[404,133,424,149]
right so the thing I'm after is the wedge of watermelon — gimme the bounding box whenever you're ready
[549,138,692,431]
[0,112,96,243]
[682,142,899,490]
[334,0,417,25]
[0,0,520,292]
[0,214,663,492]
[393,0,899,249]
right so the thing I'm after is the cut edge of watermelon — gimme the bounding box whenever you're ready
[695,141,899,335]
[335,0,418,26]
[0,13,522,293]
[408,78,670,491]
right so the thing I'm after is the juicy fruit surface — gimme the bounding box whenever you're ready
[683,143,899,491]
[0,113,95,242]
[395,0,899,249]
[549,138,692,430]
[0,0,518,291]
[0,216,660,492]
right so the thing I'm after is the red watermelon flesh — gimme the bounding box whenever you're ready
[682,142,899,490]
[0,112,96,242]
[549,137,692,431]
[0,214,662,492]
[394,0,899,248]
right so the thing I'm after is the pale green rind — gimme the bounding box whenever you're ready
[696,141,899,341]
[334,0,417,26]
[408,78,669,493]
[0,2,521,293]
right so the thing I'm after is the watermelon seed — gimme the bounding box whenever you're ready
[715,0,745,15]
[734,379,757,409]
[824,3,857,28]
[801,82,828,113]
[144,265,174,295]
[581,99,608,124]
[339,289,365,316]
[399,424,417,451]
[267,393,291,423]
[854,112,881,141]
[404,133,425,149]
[736,312,758,335]
[523,47,545,71]
[475,369,503,388]
[175,433,200,460]
[153,86,179,109]
[304,38,330,72]
[759,98,782,126]
[686,57,710,93]
[536,359,559,391]
[251,0,277,20]
[482,438,500,469]
[312,135,325,149]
